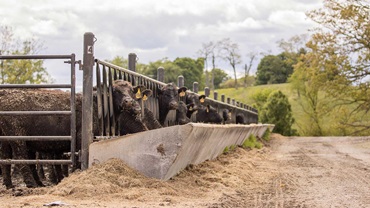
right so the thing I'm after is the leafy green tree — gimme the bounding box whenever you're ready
[255,53,296,85]
[209,68,229,89]
[250,88,275,112]
[290,0,370,135]
[173,57,204,89]
[139,58,181,83]
[108,56,128,68]
[260,91,297,136]
[0,26,50,84]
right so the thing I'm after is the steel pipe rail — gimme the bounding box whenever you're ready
[0,54,73,59]
[0,136,72,141]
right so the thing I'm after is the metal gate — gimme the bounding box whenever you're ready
[0,54,77,169]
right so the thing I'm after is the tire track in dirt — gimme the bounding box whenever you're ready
[275,136,370,208]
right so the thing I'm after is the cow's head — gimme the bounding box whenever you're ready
[112,80,142,115]
[158,83,183,110]
[185,92,201,113]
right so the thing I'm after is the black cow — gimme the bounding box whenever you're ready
[184,91,201,119]
[0,80,149,188]
[196,104,223,124]
[157,83,187,126]
[176,101,191,125]
[236,113,246,124]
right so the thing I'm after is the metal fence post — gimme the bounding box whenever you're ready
[81,32,95,170]
[128,53,137,72]
[157,67,164,82]
[178,75,184,87]
[204,87,210,97]
[193,82,198,93]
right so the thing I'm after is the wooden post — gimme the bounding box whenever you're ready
[221,94,225,103]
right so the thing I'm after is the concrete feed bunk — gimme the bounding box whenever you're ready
[89,123,274,180]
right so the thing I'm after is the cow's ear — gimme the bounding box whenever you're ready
[178,87,187,97]
[133,86,146,99]
[142,89,153,101]
[199,95,206,103]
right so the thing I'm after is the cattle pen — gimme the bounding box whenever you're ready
[0,32,273,186]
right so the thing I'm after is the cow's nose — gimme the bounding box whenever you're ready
[123,97,133,106]
[169,101,178,110]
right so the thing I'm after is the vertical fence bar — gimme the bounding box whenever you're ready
[227,97,231,104]
[232,99,235,106]
[214,91,218,100]
[221,94,225,103]
[102,65,110,136]
[70,53,77,170]
[96,64,103,136]
[81,32,95,170]
[108,67,115,136]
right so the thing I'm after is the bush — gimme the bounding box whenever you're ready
[260,91,297,136]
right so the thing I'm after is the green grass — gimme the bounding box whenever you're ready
[242,134,263,149]
[215,83,370,136]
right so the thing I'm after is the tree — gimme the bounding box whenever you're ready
[294,0,370,135]
[108,56,128,68]
[255,53,292,85]
[219,38,241,89]
[0,26,50,84]
[140,58,182,83]
[260,91,297,136]
[173,57,204,89]
[244,52,257,87]
[211,68,229,89]
[197,41,222,90]
[290,52,336,136]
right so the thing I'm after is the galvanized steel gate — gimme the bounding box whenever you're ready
[0,54,78,169]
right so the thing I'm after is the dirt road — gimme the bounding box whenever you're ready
[1,134,370,207]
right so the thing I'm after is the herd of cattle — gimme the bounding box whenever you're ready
[0,79,253,189]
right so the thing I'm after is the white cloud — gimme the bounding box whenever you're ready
[0,0,324,81]
[268,10,310,27]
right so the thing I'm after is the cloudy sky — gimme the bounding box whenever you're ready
[0,0,322,88]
